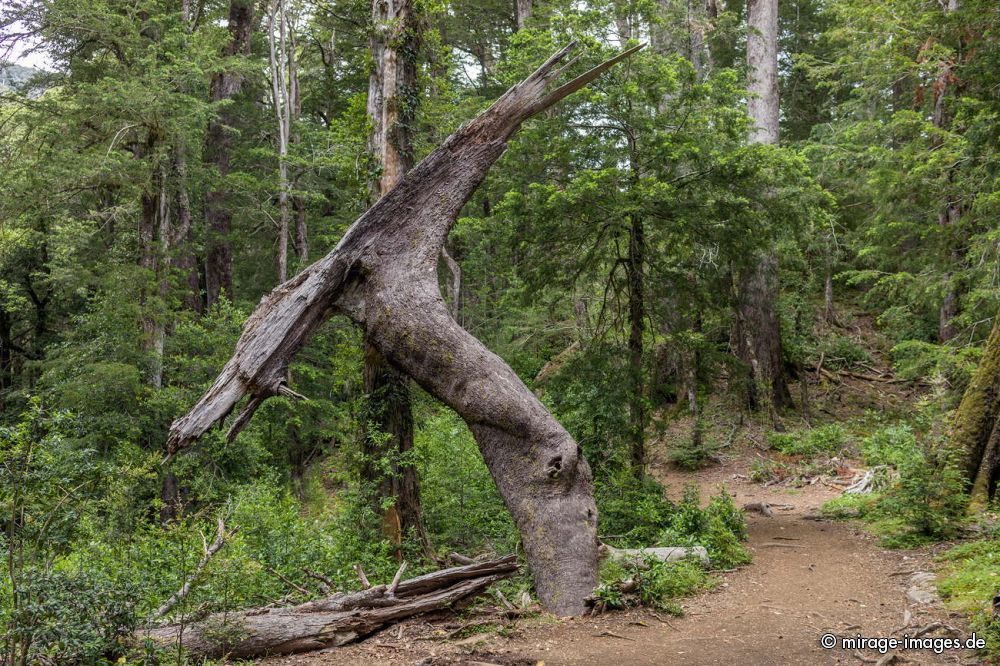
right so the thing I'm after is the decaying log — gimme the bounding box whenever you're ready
[141,555,518,659]
[164,42,643,616]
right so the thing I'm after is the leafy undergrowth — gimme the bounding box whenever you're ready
[937,537,1000,661]
[593,484,751,615]
[816,417,967,548]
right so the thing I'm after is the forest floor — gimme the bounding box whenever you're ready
[266,317,980,665]
[266,450,978,666]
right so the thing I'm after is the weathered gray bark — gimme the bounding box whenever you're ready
[737,0,791,416]
[166,43,643,616]
[143,556,517,658]
[362,0,426,555]
[205,0,254,307]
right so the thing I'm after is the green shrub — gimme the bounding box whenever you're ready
[820,493,876,519]
[816,334,871,369]
[937,540,1000,661]
[596,470,677,546]
[749,458,794,483]
[657,485,751,569]
[874,441,967,547]
[667,430,722,471]
[860,424,919,467]
[767,424,846,457]
[594,555,712,616]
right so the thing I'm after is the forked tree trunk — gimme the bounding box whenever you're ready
[204,0,254,307]
[737,0,791,416]
[954,314,1000,511]
[166,43,643,615]
[362,0,426,554]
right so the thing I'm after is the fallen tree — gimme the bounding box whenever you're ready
[141,556,518,659]
[165,43,643,616]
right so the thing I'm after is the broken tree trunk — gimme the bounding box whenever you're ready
[141,556,518,659]
[165,43,644,616]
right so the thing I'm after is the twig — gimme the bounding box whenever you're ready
[150,518,233,621]
[303,568,335,594]
[388,561,407,596]
[354,563,371,589]
[593,630,634,640]
[266,567,311,596]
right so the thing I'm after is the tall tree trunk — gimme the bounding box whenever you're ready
[954,314,1000,511]
[166,44,643,615]
[268,0,296,284]
[515,0,532,29]
[934,0,962,343]
[627,213,646,477]
[737,0,791,418]
[204,0,253,307]
[363,0,428,555]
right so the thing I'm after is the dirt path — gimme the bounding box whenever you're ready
[267,456,977,666]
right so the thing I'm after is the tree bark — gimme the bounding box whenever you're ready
[627,212,646,477]
[363,0,426,554]
[166,43,643,616]
[954,314,1000,511]
[933,0,962,343]
[515,0,532,29]
[143,556,517,658]
[204,0,253,307]
[205,0,254,298]
[738,0,791,416]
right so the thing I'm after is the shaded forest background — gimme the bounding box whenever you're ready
[1,0,999,662]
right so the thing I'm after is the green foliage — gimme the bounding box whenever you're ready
[874,441,967,547]
[657,485,752,569]
[767,424,847,457]
[594,556,712,616]
[937,539,1000,660]
[859,424,919,467]
[815,334,871,369]
[416,410,517,554]
[595,471,677,547]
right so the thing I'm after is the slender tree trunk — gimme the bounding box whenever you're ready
[515,0,532,29]
[362,0,428,555]
[268,0,294,283]
[933,0,962,342]
[738,0,791,418]
[205,0,253,307]
[627,213,646,476]
[954,314,1000,511]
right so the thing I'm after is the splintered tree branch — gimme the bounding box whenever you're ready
[164,43,644,616]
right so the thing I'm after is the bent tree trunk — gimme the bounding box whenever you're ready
[166,43,643,616]
[955,314,1000,511]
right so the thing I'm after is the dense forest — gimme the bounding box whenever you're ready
[0,0,999,662]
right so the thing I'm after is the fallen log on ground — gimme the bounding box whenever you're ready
[139,555,518,659]
[600,545,710,565]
